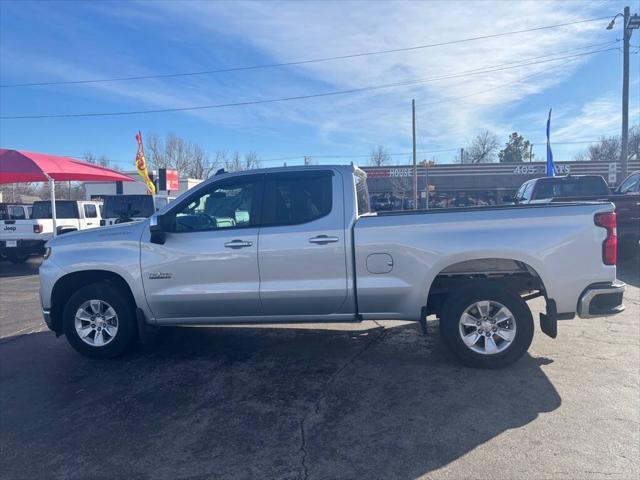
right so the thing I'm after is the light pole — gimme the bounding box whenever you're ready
[608,6,640,181]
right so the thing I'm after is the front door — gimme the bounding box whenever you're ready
[257,170,348,316]
[141,175,264,321]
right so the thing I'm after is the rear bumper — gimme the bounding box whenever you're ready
[577,281,626,318]
[0,239,46,255]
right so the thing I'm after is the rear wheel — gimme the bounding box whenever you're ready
[439,283,534,369]
[63,282,137,358]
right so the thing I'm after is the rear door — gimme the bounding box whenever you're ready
[82,203,99,229]
[141,174,264,320]
[257,170,348,315]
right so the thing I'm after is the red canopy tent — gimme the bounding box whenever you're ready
[0,149,134,236]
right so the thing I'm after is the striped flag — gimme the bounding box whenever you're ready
[546,109,555,177]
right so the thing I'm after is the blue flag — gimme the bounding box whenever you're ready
[546,108,555,177]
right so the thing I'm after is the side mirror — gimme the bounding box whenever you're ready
[149,214,168,244]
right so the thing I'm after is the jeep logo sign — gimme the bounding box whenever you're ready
[3,225,16,231]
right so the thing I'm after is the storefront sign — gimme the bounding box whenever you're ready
[512,164,570,175]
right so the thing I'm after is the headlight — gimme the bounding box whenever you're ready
[43,247,52,260]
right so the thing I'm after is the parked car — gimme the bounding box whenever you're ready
[40,165,625,368]
[0,200,102,263]
[515,173,640,258]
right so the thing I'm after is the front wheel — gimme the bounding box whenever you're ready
[62,282,137,358]
[440,283,534,369]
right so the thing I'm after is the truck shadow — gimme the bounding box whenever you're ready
[0,256,41,278]
[1,323,560,479]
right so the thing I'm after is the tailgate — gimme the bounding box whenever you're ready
[0,220,50,241]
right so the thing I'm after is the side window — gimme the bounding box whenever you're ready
[83,204,98,218]
[262,172,332,226]
[522,182,535,201]
[172,178,260,232]
[618,173,640,193]
[27,206,33,219]
[515,183,527,200]
[9,206,26,220]
[354,171,371,215]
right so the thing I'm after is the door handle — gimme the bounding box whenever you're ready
[224,239,253,249]
[309,235,339,245]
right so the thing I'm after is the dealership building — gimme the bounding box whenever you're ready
[361,158,640,209]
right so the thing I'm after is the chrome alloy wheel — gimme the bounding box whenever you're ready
[74,300,119,347]
[458,300,516,355]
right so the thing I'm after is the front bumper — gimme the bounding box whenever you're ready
[577,281,626,318]
[42,309,53,330]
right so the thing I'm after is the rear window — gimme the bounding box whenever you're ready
[534,176,609,199]
[32,201,79,219]
[0,205,27,220]
[103,195,155,219]
[9,206,26,220]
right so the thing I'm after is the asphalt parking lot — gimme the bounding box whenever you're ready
[1,257,639,480]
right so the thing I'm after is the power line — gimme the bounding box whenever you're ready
[0,15,611,88]
[0,47,617,120]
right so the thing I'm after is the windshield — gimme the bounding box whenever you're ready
[534,176,609,199]
[103,195,155,219]
[32,201,78,219]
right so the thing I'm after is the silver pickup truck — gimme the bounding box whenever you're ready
[39,165,625,368]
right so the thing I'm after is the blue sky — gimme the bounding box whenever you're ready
[1,0,638,170]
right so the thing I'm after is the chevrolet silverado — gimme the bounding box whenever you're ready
[39,165,625,368]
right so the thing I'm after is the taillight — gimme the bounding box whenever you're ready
[594,212,617,265]
[33,224,43,234]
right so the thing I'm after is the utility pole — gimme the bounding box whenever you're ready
[621,6,631,180]
[425,162,430,209]
[460,148,464,163]
[529,143,533,162]
[412,99,417,210]
[609,6,639,180]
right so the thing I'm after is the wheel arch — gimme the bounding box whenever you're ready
[50,270,137,334]
[425,256,548,317]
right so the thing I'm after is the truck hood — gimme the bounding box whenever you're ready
[46,220,148,247]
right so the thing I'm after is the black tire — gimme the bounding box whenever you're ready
[439,282,534,369]
[63,282,137,358]
[6,252,29,264]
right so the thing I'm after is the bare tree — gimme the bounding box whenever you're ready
[224,151,262,172]
[145,132,218,179]
[83,152,110,167]
[390,175,412,210]
[465,130,499,163]
[574,126,639,163]
[574,135,620,162]
[369,145,391,166]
